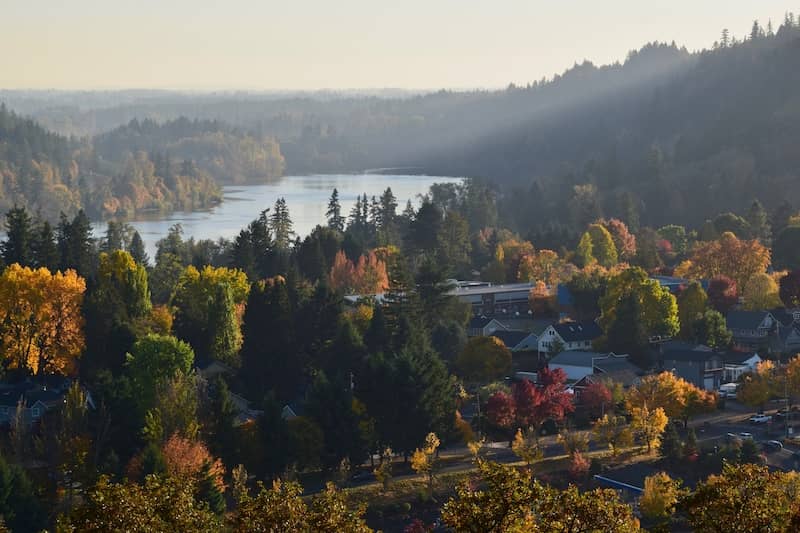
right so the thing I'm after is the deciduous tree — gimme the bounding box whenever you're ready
[455,336,512,383]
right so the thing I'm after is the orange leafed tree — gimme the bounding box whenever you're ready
[329,250,389,295]
[0,264,86,376]
[683,232,770,293]
[161,433,225,492]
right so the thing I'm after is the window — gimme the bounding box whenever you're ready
[31,408,40,417]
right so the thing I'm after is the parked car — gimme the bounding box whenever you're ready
[763,440,784,451]
[749,414,772,424]
[739,432,754,440]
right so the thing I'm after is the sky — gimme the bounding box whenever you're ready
[1,1,797,90]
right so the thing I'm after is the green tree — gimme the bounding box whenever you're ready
[126,334,195,417]
[599,267,679,344]
[574,232,595,268]
[129,230,150,266]
[437,211,471,275]
[57,210,96,277]
[746,199,771,243]
[270,197,294,249]
[587,223,618,267]
[691,309,732,349]
[0,453,45,533]
[196,461,225,515]
[326,188,345,232]
[659,423,683,462]
[772,226,800,270]
[456,336,512,384]
[677,281,707,339]
[1,205,34,267]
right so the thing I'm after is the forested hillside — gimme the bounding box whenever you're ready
[0,105,222,220]
[94,117,285,184]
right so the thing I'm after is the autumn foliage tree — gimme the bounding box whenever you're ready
[626,372,716,427]
[328,250,389,294]
[681,232,770,294]
[512,369,574,437]
[581,381,612,418]
[0,264,85,376]
[602,218,637,261]
[706,276,739,313]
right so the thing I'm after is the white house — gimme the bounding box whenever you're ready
[538,321,602,355]
[468,316,510,337]
[722,351,763,383]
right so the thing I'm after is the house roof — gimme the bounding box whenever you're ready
[468,316,509,330]
[770,308,795,327]
[491,330,529,349]
[594,356,638,374]
[552,321,602,343]
[721,351,761,365]
[449,282,534,297]
[550,351,607,368]
[726,310,773,331]
[660,340,712,353]
[662,349,721,363]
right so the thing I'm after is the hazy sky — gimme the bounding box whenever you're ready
[1,1,796,90]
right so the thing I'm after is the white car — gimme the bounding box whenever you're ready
[739,432,754,440]
[749,414,772,424]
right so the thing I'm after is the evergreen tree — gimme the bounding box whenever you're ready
[0,453,45,532]
[605,292,648,363]
[660,423,683,462]
[239,278,297,401]
[306,371,367,469]
[256,392,290,477]
[2,205,34,266]
[364,304,390,354]
[129,230,149,266]
[102,221,129,252]
[746,199,771,244]
[32,219,59,270]
[207,376,237,465]
[270,198,294,250]
[326,188,345,232]
[196,461,226,515]
[58,210,96,277]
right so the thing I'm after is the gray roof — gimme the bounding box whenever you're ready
[450,282,534,297]
[662,349,721,363]
[552,321,602,343]
[726,310,772,331]
[721,351,760,365]
[491,330,533,350]
[550,350,607,367]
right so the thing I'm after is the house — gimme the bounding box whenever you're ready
[660,345,723,391]
[538,321,602,356]
[468,316,510,337]
[726,310,779,351]
[491,330,538,352]
[549,351,631,381]
[721,351,762,383]
[591,356,643,388]
[0,379,93,427]
[780,325,800,354]
[449,282,535,318]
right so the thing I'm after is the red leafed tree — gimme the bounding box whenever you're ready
[485,391,516,430]
[779,270,800,308]
[707,276,738,313]
[512,368,574,433]
[602,218,637,261]
[581,382,612,418]
[161,433,225,491]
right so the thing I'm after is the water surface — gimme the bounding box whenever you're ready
[102,174,461,258]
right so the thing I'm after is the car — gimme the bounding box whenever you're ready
[763,440,784,451]
[749,414,772,423]
[739,432,754,440]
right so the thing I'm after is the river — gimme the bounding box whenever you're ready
[101,173,461,258]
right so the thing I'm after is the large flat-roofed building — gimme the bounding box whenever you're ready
[448,281,535,318]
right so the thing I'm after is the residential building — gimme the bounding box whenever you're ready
[549,351,632,381]
[468,316,510,337]
[538,321,602,356]
[726,310,779,351]
[0,378,93,427]
[491,330,539,352]
[721,351,762,383]
[660,345,723,391]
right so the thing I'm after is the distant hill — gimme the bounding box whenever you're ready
[94,117,285,184]
[5,18,800,231]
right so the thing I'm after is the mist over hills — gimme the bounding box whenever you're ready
[2,18,800,232]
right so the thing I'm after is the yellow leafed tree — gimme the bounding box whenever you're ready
[0,264,86,375]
